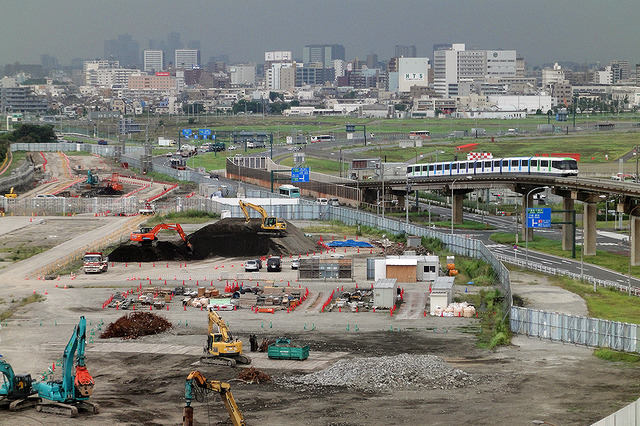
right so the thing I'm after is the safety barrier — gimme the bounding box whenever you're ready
[510,306,640,354]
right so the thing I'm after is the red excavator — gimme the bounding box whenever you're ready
[130,223,193,252]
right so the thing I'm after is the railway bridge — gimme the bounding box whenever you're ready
[349,175,640,264]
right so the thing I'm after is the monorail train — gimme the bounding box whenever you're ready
[406,156,578,179]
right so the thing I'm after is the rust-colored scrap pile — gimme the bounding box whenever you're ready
[100,312,172,339]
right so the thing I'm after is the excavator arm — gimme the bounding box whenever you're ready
[208,311,232,341]
[184,371,245,426]
[130,223,193,251]
[238,200,287,232]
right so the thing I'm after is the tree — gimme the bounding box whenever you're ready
[394,104,407,111]
[182,103,205,114]
[10,124,56,143]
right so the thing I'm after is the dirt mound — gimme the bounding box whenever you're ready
[188,218,320,259]
[108,241,191,262]
[100,312,172,339]
[107,218,320,262]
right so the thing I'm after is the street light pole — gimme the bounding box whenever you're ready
[525,186,549,265]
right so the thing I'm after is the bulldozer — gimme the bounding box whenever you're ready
[238,200,286,235]
[200,311,251,367]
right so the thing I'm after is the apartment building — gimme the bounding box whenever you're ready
[303,44,345,68]
[175,49,200,69]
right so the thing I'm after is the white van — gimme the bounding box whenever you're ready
[329,198,340,206]
[316,198,328,205]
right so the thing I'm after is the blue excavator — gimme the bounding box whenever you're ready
[0,355,38,411]
[32,315,99,417]
[86,170,99,186]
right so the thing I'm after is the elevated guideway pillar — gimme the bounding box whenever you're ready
[631,214,640,266]
[452,191,464,225]
[562,197,575,251]
[583,201,598,256]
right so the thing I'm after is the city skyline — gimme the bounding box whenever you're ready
[1,0,639,68]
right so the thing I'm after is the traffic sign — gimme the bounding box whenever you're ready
[526,207,551,228]
[291,167,309,183]
[182,129,192,138]
[198,129,211,139]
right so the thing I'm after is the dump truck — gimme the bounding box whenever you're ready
[82,252,108,274]
[267,338,309,360]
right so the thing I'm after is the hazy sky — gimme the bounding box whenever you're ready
[2,0,639,67]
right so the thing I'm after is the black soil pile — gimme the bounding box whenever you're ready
[188,218,321,259]
[100,312,172,340]
[107,218,321,262]
[108,241,191,262]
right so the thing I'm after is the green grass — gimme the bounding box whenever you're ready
[279,156,343,174]
[431,220,493,230]
[142,209,219,227]
[0,293,46,321]
[491,232,640,279]
[0,245,48,262]
[594,348,640,363]
[547,275,640,324]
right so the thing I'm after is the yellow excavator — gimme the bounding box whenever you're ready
[200,311,251,367]
[183,371,245,426]
[4,187,17,198]
[238,200,286,234]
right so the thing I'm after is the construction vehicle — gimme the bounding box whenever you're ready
[201,311,251,367]
[85,170,99,186]
[238,200,287,234]
[31,316,99,417]
[0,355,38,411]
[130,223,193,252]
[82,252,108,274]
[138,202,155,215]
[100,172,123,194]
[4,187,17,198]
[183,371,244,426]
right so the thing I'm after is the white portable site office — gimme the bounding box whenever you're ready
[373,278,397,309]
[429,276,455,309]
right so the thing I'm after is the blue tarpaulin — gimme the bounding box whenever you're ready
[326,240,373,248]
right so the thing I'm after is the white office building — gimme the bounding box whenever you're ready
[144,50,164,72]
[174,49,200,69]
[230,64,256,86]
[397,57,430,92]
[434,44,517,97]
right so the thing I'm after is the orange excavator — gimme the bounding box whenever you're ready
[130,223,193,252]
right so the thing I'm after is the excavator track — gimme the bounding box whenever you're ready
[200,356,237,368]
[235,355,252,365]
[9,395,40,411]
[35,400,100,417]
[36,401,79,417]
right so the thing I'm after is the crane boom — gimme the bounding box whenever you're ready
[183,371,245,426]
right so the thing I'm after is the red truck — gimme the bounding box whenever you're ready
[83,252,108,274]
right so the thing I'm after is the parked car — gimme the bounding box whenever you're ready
[267,257,281,272]
[245,259,260,272]
[329,198,340,206]
[291,258,300,270]
[317,197,328,205]
[35,194,57,199]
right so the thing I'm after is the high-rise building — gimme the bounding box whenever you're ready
[230,64,256,86]
[610,60,629,83]
[433,44,517,97]
[175,50,200,69]
[395,45,417,58]
[40,54,58,69]
[144,50,164,72]
[303,44,345,68]
[104,34,139,68]
[167,32,183,53]
[366,54,378,69]
[397,58,430,92]
[83,60,119,85]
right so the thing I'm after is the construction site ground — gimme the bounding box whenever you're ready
[1,216,640,425]
[0,153,638,425]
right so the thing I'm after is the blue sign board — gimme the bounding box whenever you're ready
[526,207,551,228]
[199,129,212,139]
[182,128,192,138]
[291,167,310,183]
